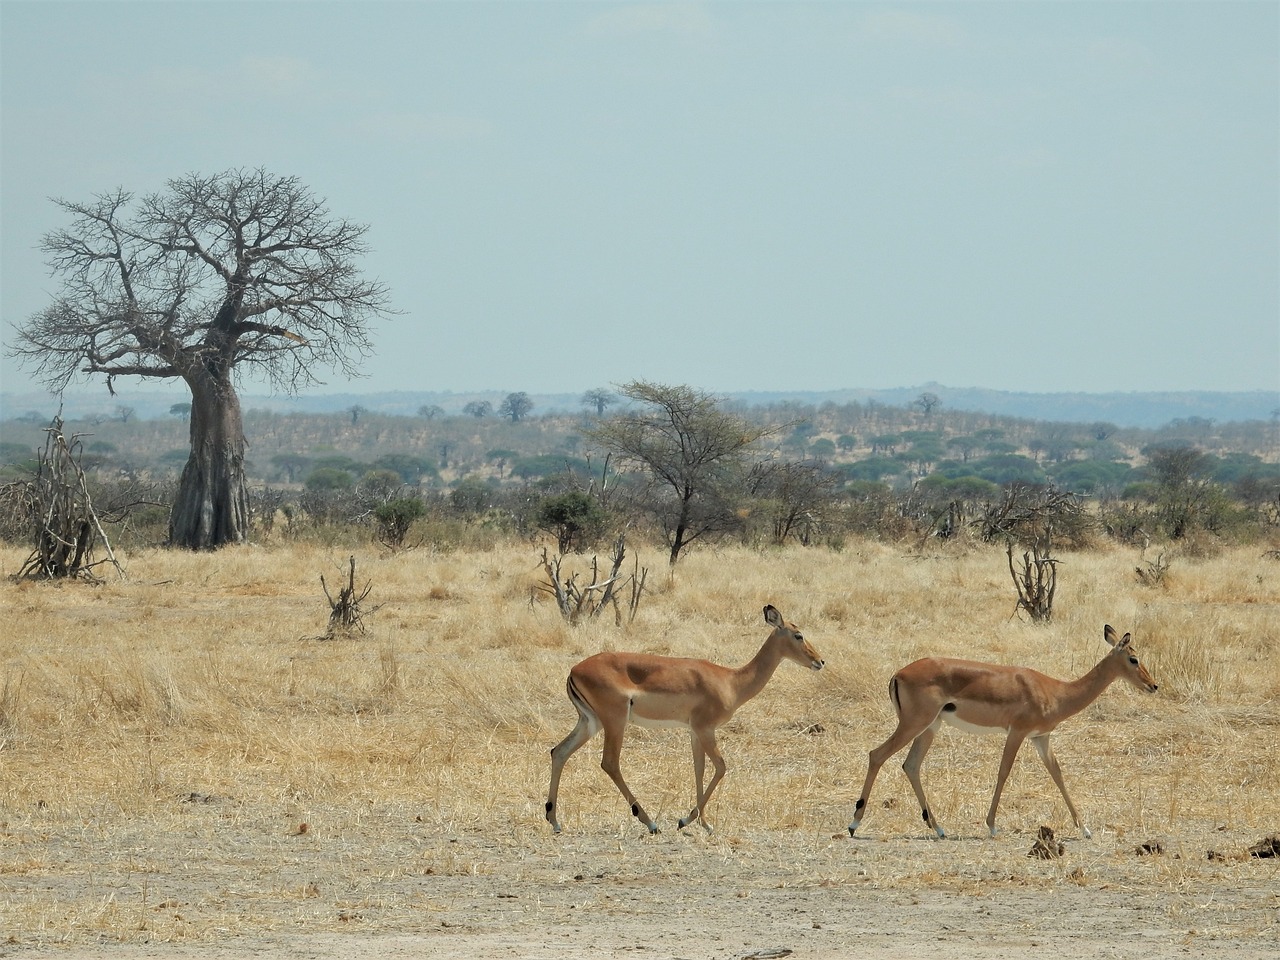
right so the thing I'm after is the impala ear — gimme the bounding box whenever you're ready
[763,605,782,628]
[1103,624,1119,647]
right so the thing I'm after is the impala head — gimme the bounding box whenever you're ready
[763,604,824,671]
[1103,624,1159,693]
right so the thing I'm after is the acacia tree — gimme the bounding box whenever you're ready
[1143,444,1225,539]
[587,380,779,565]
[8,169,393,549]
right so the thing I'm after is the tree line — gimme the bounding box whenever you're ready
[5,168,1277,557]
[3,380,1277,575]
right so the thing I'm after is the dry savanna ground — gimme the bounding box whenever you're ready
[0,536,1277,959]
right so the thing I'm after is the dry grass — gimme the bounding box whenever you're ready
[0,537,1277,949]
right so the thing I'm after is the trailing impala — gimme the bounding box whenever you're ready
[848,624,1158,840]
[546,605,824,834]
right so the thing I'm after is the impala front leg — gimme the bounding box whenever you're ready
[986,731,1027,837]
[679,731,710,830]
[680,728,723,832]
[1031,735,1091,839]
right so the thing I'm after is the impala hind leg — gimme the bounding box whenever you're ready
[546,709,598,834]
[1031,735,1090,839]
[849,714,939,836]
[985,731,1028,837]
[599,726,659,834]
[901,726,946,838]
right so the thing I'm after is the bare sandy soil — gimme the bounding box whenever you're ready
[5,811,1276,960]
[2,542,1277,959]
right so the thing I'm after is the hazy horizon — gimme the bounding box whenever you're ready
[4,379,1276,433]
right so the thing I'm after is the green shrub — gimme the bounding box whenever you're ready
[374,496,426,547]
[306,467,356,492]
[534,490,607,554]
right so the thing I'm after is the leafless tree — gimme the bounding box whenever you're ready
[913,392,942,418]
[581,388,615,417]
[8,169,394,549]
[748,459,836,545]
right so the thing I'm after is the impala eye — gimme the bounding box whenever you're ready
[1129,657,1139,665]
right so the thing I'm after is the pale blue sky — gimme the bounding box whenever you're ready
[2,1,1277,401]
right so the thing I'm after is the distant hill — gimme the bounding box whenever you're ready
[2,382,1277,430]
[728,384,1280,429]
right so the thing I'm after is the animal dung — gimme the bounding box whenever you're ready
[1027,825,1065,859]
[1247,835,1280,858]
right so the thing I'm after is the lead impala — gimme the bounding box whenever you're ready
[545,605,824,835]
[848,624,1158,840]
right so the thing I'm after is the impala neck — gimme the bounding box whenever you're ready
[1055,653,1124,722]
[730,634,789,707]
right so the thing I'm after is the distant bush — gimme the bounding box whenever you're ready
[511,454,591,481]
[371,453,439,485]
[810,437,837,459]
[836,457,906,484]
[915,473,1000,503]
[534,490,608,554]
[306,467,355,492]
[1049,460,1134,495]
[974,454,1047,485]
[450,476,499,515]
[0,442,37,480]
[358,469,403,499]
[374,496,427,548]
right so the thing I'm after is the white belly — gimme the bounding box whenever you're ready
[941,714,1008,736]
[629,713,690,731]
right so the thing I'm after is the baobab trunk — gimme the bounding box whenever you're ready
[169,374,250,549]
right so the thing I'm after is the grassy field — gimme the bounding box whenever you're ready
[0,535,1277,953]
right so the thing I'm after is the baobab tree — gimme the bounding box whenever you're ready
[500,392,533,423]
[913,391,942,418]
[8,168,393,548]
[581,387,615,416]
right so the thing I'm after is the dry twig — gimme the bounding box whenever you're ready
[1008,539,1058,622]
[319,555,377,637]
[537,533,647,625]
[13,416,122,582]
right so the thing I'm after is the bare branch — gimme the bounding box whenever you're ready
[8,168,396,395]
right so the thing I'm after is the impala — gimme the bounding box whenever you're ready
[545,604,824,834]
[847,624,1158,840]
